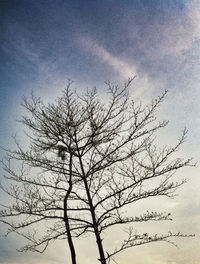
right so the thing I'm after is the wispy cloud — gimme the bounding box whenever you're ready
[80,36,137,79]
[157,5,200,56]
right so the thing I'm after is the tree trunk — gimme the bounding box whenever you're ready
[78,155,106,264]
[63,153,77,264]
[64,213,76,264]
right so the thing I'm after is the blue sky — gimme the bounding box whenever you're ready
[0,0,200,263]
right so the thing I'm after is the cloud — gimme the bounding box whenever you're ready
[187,0,200,36]
[157,4,200,56]
[80,36,137,79]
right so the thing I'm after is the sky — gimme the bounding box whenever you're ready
[0,0,200,263]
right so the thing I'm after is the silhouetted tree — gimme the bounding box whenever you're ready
[0,79,193,264]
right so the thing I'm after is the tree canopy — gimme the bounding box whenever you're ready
[0,79,193,264]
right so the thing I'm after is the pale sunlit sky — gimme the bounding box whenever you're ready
[0,1,200,264]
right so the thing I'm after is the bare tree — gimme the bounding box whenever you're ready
[0,79,193,264]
